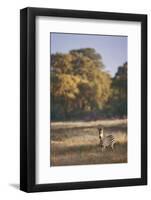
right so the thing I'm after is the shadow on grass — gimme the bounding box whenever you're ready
[51,142,127,155]
[51,143,127,166]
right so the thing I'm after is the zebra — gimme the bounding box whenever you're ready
[98,127,116,151]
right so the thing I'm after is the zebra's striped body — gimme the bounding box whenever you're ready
[98,127,116,151]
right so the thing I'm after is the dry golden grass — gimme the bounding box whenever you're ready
[50,119,127,166]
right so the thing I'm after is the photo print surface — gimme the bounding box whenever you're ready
[50,32,128,166]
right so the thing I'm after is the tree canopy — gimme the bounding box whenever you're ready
[51,48,127,121]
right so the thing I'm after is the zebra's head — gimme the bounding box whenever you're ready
[98,127,104,138]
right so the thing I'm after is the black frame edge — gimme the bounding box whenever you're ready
[27,178,146,193]
[25,7,147,21]
[20,8,28,192]
[20,7,37,192]
[141,15,147,185]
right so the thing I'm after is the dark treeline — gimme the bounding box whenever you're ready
[51,48,127,121]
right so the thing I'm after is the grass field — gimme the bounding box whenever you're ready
[50,119,127,166]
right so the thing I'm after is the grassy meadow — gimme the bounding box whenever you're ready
[50,119,127,166]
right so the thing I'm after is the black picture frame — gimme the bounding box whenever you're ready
[20,7,147,192]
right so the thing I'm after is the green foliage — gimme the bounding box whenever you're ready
[107,62,127,117]
[51,48,127,121]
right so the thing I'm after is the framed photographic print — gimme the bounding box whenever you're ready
[20,7,147,192]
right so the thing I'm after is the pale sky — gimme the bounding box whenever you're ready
[50,32,127,76]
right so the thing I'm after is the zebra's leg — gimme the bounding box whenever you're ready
[99,139,103,150]
[111,142,115,151]
[99,143,104,152]
[100,144,104,152]
[101,145,105,152]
